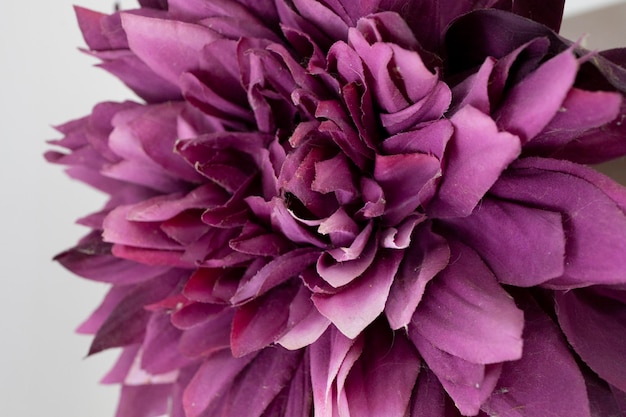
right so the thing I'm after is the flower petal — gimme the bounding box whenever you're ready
[121,13,220,86]
[410,329,502,416]
[182,349,258,417]
[226,348,304,417]
[386,224,450,330]
[482,293,591,417]
[496,49,578,142]
[429,105,521,218]
[313,249,403,338]
[441,197,565,287]
[491,157,626,288]
[344,326,420,417]
[411,241,524,364]
[556,288,626,392]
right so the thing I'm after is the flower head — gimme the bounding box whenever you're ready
[48,1,626,416]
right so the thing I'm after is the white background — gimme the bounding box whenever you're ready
[0,1,621,416]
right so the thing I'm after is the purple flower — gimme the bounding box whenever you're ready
[47,1,626,416]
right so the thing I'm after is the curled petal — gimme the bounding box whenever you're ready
[386,224,449,330]
[313,249,403,338]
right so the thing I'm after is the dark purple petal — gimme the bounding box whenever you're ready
[178,309,233,357]
[510,0,565,32]
[344,326,420,417]
[482,293,591,417]
[527,88,622,157]
[445,10,564,76]
[140,313,193,374]
[283,352,313,417]
[54,234,168,284]
[556,288,626,392]
[89,269,183,355]
[410,367,459,417]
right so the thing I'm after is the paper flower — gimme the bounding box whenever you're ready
[47,1,626,416]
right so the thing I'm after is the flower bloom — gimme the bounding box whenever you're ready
[47,1,626,416]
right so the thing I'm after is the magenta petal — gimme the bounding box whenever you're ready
[556,288,626,392]
[103,205,181,250]
[101,345,141,384]
[89,270,182,355]
[410,329,501,416]
[482,294,591,417]
[411,241,524,364]
[374,152,441,225]
[386,224,449,330]
[310,327,362,416]
[277,286,331,350]
[127,184,227,222]
[227,348,303,417]
[231,248,320,304]
[317,223,376,287]
[380,119,453,159]
[410,366,460,417]
[183,349,257,417]
[141,313,192,374]
[313,249,403,338]
[451,57,494,115]
[99,54,182,102]
[121,13,220,86]
[74,7,112,50]
[344,329,420,417]
[178,309,233,357]
[54,235,168,284]
[231,284,299,357]
[429,106,520,218]
[115,384,172,417]
[528,88,622,156]
[441,197,565,287]
[495,49,578,142]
